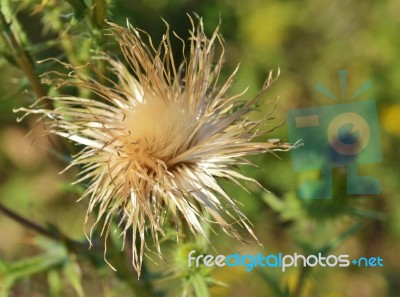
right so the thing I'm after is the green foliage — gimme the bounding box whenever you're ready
[0,238,84,297]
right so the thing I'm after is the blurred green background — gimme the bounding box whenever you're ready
[0,0,399,296]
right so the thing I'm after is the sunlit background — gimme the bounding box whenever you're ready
[0,0,399,296]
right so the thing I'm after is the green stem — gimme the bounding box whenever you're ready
[292,266,309,297]
[0,202,96,252]
[92,0,107,29]
[0,9,47,100]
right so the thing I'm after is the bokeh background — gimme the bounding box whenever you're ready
[0,0,399,296]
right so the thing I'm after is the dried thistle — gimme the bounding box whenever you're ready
[15,18,293,276]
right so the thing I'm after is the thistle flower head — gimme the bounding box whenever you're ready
[16,18,292,276]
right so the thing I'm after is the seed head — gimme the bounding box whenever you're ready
[16,18,293,276]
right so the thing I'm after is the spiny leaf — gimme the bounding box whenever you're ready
[3,252,65,281]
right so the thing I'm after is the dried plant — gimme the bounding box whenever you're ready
[15,18,292,276]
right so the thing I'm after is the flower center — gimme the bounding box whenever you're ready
[124,96,195,161]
